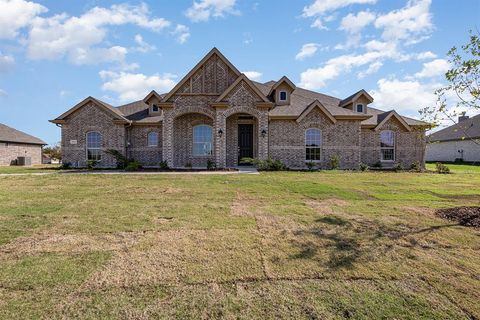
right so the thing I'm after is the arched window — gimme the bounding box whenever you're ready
[147,132,158,147]
[380,130,395,161]
[305,128,321,161]
[86,131,102,161]
[193,125,213,156]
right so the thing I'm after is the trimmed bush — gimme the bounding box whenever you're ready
[329,155,339,170]
[207,160,216,170]
[435,162,450,174]
[159,160,169,170]
[359,163,369,171]
[125,160,141,171]
[240,157,287,171]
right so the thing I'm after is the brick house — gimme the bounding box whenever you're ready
[50,48,428,169]
[0,123,46,165]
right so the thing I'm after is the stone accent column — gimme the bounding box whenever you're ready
[160,103,175,167]
[213,104,228,168]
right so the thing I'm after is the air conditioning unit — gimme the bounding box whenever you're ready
[17,156,32,166]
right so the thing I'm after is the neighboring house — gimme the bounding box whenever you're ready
[426,114,480,162]
[50,48,428,169]
[0,123,46,165]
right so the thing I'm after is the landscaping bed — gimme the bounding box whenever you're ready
[436,206,480,228]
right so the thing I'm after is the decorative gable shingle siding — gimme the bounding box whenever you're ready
[61,102,125,168]
[51,48,428,169]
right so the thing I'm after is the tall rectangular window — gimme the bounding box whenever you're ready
[86,131,102,161]
[147,132,158,146]
[380,130,395,161]
[305,128,321,161]
[193,125,213,156]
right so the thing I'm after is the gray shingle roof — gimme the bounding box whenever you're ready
[428,114,480,142]
[0,123,46,145]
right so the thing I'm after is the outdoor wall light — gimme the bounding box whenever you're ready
[218,129,223,137]
[261,129,267,138]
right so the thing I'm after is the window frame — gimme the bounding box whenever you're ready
[380,130,395,162]
[279,90,288,101]
[305,128,322,162]
[356,104,364,113]
[152,104,159,112]
[86,131,102,162]
[147,132,159,147]
[192,124,213,157]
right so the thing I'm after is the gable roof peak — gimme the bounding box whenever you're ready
[268,76,296,96]
[339,89,373,107]
[216,73,270,103]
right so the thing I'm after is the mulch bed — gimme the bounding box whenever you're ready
[435,206,480,228]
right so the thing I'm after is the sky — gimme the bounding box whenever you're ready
[0,0,479,145]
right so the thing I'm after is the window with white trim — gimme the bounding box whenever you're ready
[279,91,287,101]
[193,125,213,156]
[152,104,159,112]
[356,104,364,112]
[305,128,321,161]
[380,130,395,161]
[147,132,158,147]
[86,131,102,161]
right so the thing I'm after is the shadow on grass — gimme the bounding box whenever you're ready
[290,215,460,270]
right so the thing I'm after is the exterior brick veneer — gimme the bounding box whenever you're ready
[54,49,427,170]
[0,142,42,165]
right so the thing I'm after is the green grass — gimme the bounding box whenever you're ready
[0,164,61,174]
[0,169,479,319]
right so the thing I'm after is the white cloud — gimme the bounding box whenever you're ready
[374,0,433,44]
[99,70,177,102]
[27,3,170,64]
[358,61,383,79]
[414,59,450,78]
[185,0,238,22]
[295,43,320,61]
[172,24,190,44]
[370,78,440,116]
[0,52,15,72]
[340,10,375,34]
[303,0,377,17]
[132,34,156,53]
[0,0,47,39]
[416,51,437,60]
[311,18,328,30]
[243,71,262,80]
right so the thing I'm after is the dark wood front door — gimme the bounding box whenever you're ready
[238,124,254,164]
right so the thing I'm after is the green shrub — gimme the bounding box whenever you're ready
[159,160,169,170]
[359,163,369,171]
[329,155,339,170]
[306,161,318,171]
[394,162,404,171]
[410,161,421,172]
[87,160,98,170]
[185,162,192,169]
[125,160,140,171]
[240,157,287,171]
[373,161,382,168]
[435,162,450,174]
[207,159,216,170]
[106,149,128,169]
[60,162,71,170]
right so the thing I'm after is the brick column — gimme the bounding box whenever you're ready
[213,104,228,168]
[160,103,175,167]
[257,108,270,160]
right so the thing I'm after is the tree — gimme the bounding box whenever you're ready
[43,142,62,160]
[420,31,480,140]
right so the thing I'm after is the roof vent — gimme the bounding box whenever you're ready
[458,115,469,122]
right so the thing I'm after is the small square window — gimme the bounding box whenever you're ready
[152,104,159,112]
[279,91,287,101]
[356,104,364,112]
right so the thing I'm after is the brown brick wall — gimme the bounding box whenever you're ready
[269,108,361,169]
[61,102,126,168]
[127,125,162,167]
[0,142,42,165]
[361,117,426,167]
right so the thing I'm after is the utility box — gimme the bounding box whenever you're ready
[17,156,32,166]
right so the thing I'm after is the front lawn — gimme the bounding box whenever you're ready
[0,169,479,319]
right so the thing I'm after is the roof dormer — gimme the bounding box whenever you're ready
[143,90,163,116]
[268,76,296,106]
[339,89,373,114]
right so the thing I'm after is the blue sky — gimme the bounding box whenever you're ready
[0,0,479,145]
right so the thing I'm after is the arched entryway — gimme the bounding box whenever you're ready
[225,112,259,167]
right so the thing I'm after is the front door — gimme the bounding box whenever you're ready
[238,124,253,165]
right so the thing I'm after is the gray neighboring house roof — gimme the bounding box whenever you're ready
[428,114,480,142]
[0,123,46,145]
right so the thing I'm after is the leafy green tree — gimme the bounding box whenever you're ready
[420,31,479,142]
[43,142,62,160]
